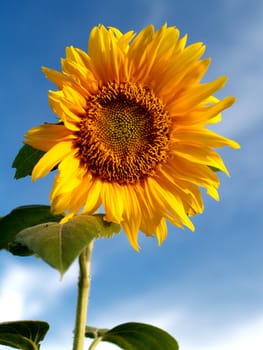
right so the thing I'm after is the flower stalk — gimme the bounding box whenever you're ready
[73,240,94,350]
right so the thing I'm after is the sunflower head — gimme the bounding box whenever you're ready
[24,24,240,250]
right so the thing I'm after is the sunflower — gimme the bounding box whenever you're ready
[25,24,239,250]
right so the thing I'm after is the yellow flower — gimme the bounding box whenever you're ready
[25,24,240,250]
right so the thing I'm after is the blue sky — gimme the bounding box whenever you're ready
[0,0,262,349]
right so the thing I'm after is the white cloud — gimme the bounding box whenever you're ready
[0,258,77,322]
[81,287,263,350]
[1,274,262,350]
[182,317,262,350]
[0,246,262,350]
[182,315,263,350]
[46,295,263,350]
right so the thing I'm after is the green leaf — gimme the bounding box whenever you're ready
[0,320,49,350]
[208,165,221,172]
[86,322,179,350]
[15,214,121,275]
[0,205,63,250]
[0,333,36,350]
[8,241,33,257]
[12,145,45,179]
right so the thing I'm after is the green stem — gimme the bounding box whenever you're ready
[88,336,103,350]
[72,240,94,350]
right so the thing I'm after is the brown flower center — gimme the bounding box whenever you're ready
[74,82,170,184]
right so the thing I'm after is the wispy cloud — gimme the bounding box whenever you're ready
[0,257,77,322]
[4,260,262,350]
[52,290,263,350]
[183,315,263,350]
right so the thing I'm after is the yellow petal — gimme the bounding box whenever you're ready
[146,177,195,231]
[131,25,181,84]
[155,218,168,246]
[60,213,74,224]
[51,186,73,214]
[155,43,206,97]
[67,173,93,213]
[134,184,163,236]
[172,96,235,125]
[172,127,240,149]
[88,25,128,82]
[127,25,154,77]
[82,179,102,214]
[25,124,73,152]
[122,185,142,248]
[157,166,205,214]
[61,51,98,93]
[42,67,70,89]
[50,152,81,200]
[32,141,73,181]
[171,143,230,175]
[101,182,124,223]
[122,221,140,252]
[170,76,228,114]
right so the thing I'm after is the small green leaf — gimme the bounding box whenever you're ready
[0,205,63,250]
[12,145,45,179]
[0,320,49,350]
[86,322,179,350]
[208,165,221,172]
[15,214,121,275]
